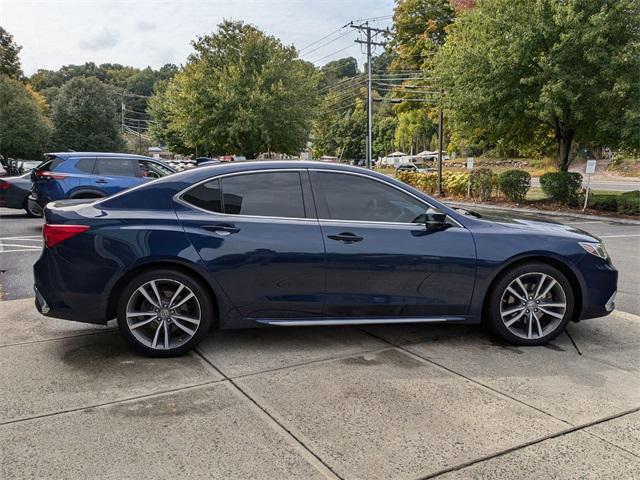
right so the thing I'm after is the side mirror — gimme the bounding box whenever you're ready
[425,207,447,230]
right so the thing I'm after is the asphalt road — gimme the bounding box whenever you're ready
[0,205,638,314]
[531,177,640,192]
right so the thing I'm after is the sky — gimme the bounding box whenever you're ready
[1,0,395,75]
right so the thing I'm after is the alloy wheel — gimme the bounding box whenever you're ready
[125,279,201,351]
[499,272,567,340]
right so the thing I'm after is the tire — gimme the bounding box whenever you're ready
[117,269,213,357]
[23,199,42,218]
[486,262,574,346]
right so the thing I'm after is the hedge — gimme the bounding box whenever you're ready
[497,169,531,202]
[540,171,583,205]
[469,168,495,201]
[617,190,640,215]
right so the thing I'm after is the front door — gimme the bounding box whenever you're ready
[310,170,476,318]
[175,170,326,319]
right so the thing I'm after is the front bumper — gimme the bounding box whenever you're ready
[575,254,618,320]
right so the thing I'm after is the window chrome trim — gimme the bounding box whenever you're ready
[309,168,464,228]
[173,168,317,223]
[174,167,463,228]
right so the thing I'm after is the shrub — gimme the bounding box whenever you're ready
[443,172,469,196]
[617,190,640,215]
[587,194,618,212]
[540,171,583,205]
[469,168,495,201]
[497,169,531,202]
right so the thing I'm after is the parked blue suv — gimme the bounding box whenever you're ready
[30,152,175,210]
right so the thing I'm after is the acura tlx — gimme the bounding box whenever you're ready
[34,161,617,357]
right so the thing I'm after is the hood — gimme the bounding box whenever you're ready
[459,208,600,242]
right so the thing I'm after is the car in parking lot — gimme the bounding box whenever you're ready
[396,163,436,173]
[34,161,617,356]
[0,172,42,216]
[30,152,175,210]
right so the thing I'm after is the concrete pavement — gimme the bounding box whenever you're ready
[1,205,639,478]
[530,177,640,192]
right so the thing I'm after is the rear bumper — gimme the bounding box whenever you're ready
[33,249,111,325]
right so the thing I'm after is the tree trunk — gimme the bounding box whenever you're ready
[555,127,574,172]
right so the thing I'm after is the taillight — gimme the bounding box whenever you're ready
[0,181,10,190]
[43,224,90,248]
[35,170,67,180]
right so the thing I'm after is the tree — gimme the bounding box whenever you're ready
[320,57,359,89]
[0,27,23,79]
[391,0,455,72]
[147,80,191,154]
[0,75,50,159]
[51,77,124,151]
[152,21,319,158]
[394,109,436,153]
[372,113,398,158]
[435,0,640,170]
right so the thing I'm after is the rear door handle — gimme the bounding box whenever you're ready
[202,224,240,236]
[95,179,108,184]
[327,232,363,243]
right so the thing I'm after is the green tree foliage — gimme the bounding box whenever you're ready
[51,77,124,152]
[391,0,455,72]
[394,109,436,153]
[0,75,50,159]
[147,80,191,154]
[435,0,640,170]
[320,57,359,89]
[372,113,398,158]
[152,21,319,158]
[0,27,23,79]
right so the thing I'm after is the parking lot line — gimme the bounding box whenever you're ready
[599,234,640,238]
[0,248,41,253]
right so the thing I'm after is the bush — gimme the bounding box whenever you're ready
[540,171,583,205]
[443,172,469,196]
[497,169,531,202]
[588,194,618,212]
[469,168,495,201]
[617,190,640,215]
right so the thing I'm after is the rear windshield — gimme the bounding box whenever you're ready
[36,156,64,172]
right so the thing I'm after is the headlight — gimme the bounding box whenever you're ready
[579,242,609,260]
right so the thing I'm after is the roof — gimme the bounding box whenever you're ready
[47,152,155,160]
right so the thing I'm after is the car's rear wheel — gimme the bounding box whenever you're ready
[23,198,42,217]
[117,269,212,356]
[487,263,574,345]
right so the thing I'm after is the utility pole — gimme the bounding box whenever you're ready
[350,21,388,169]
[437,107,443,196]
[121,94,125,134]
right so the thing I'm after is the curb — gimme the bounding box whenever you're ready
[446,201,640,225]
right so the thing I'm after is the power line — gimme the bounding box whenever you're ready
[310,43,359,64]
[301,30,355,58]
[298,26,346,53]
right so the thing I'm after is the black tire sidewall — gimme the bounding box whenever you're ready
[117,268,212,357]
[487,262,574,346]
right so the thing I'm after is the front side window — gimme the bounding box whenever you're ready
[311,171,426,223]
[97,158,135,177]
[181,172,306,218]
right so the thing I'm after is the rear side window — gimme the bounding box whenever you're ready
[181,172,305,218]
[182,179,223,212]
[36,157,64,172]
[75,158,96,174]
[96,158,135,177]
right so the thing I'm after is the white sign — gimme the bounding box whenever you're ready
[466,157,475,170]
[153,153,160,160]
[586,160,597,175]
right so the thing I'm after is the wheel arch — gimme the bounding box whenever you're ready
[481,255,583,323]
[68,188,105,199]
[106,260,220,327]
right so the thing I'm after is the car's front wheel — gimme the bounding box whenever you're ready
[487,263,574,346]
[117,269,213,356]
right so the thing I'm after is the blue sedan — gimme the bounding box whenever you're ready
[34,161,617,356]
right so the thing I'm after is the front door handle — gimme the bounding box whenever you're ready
[327,232,363,243]
[202,224,240,236]
[95,179,108,184]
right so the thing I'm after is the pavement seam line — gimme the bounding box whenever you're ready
[193,347,343,480]
[0,328,117,349]
[0,378,225,428]
[581,429,640,460]
[416,406,640,480]
[564,328,582,355]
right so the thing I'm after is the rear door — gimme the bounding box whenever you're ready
[93,157,141,195]
[175,169,326,319]
[310,170,477,318]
